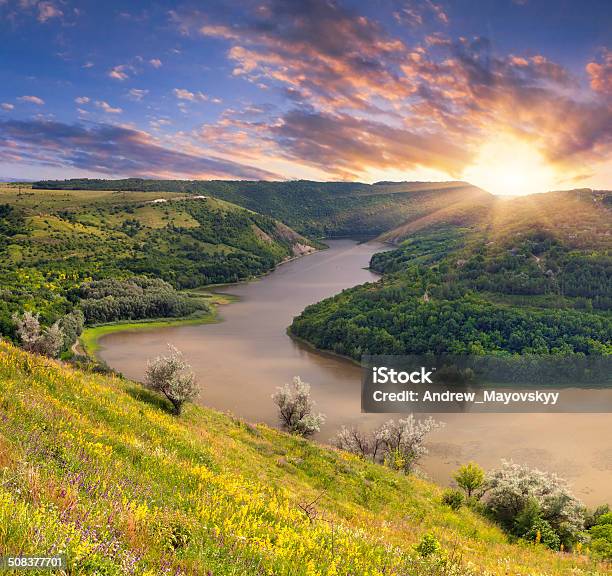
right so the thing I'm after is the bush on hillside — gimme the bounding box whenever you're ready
[523,518,561,550]
[334,415,443,474]
[12,311,64,358]
[58,309,85,351]
[442,489,464,511]
[145,345,198,415]
[589,512,612,560]
[485,460,585,549]
[272,376,325,437]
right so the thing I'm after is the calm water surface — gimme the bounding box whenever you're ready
[99,239,612,505]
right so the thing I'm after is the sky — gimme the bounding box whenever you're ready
[0,0,610,195]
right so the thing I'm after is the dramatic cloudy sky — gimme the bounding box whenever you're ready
[0,0,610,194]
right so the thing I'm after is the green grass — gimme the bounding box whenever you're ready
[78,292,235,357]
[0,341,607,575]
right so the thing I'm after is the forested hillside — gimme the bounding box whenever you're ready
[0,185,315,341]
[32,178,493,237]
[291,190,612,358]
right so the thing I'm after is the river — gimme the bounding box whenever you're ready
[98,239,611,505]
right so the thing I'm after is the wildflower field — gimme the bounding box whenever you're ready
[0,341,607,575]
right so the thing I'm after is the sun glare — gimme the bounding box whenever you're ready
[463,137,559,196]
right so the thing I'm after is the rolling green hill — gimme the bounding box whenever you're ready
[0,340,606,575]
[0,185,316,340]
[32,178,493,238]
[291,190,612,359]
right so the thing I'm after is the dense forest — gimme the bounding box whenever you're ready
[3,182,610,360]
[291,191,612,358]
[32,178,492,237]
[0,186,314,341]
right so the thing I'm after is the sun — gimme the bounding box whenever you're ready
[463,136,560,196]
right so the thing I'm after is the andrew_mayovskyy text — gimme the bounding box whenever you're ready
[372,389,560,405]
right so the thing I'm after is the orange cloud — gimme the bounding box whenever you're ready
[586,49,612,94]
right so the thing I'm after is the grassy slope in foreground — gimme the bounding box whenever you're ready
[0,342,605,575]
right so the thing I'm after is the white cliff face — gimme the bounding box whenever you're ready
[292,242,317,257]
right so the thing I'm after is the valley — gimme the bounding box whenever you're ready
[1,179,610,574]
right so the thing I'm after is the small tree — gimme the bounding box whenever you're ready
[38,322,65,357]
[12,311,41,351]
[145,345,198,415]
[12,311,64,358]
[333,415,443,474]
[453,462,486,498]
[272,376,325,437]
[334,425,385,462]
[377,416,444,474]
[58,309,85,351]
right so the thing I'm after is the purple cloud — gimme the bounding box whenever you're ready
[0,120,279,179]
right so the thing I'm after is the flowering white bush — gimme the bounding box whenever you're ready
[334,425,386,461]
[334,415,443,474]
[377,416,444,473]
[485,460,585,546]
[272,376,325,437]
[12,311,64,358]
[145,345,198,415]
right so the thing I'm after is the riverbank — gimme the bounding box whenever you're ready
[79,243,328,360]
[78,292,237,359]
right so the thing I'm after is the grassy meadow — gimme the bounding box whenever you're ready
[0,340,608,575]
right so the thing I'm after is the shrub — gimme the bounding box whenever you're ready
[513,497,541,537]
[585,504,610,529]
[333,415,443,474]
[58,309,85,351]
[453,462,485,498]
[589,512,612,561]
[377,416,444,474]
[12,311,64,358]
[333,425,385,461]
[144,345,198,415]
[442,489,464,511]
[485,460,585,549]
[272,376,325,437]
[415,533,441,558]
[523,518,561,550]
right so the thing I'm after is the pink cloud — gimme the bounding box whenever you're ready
[95,101,122,114]
[108,65,131,81]
[18,95,45,105]
[586,49,612,94]
[173,88,208,102]
[37,1,62,22]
